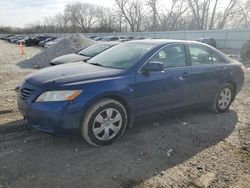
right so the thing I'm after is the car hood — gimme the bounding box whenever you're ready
[50,54,90,65]
[25,62,123,87]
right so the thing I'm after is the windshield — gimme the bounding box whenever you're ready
[88,43,156,69]
[78,43,113,57]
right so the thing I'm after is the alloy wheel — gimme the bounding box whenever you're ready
[92,108,123,141]
[218,88,232,110]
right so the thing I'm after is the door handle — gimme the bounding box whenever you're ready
[220,66,226,73]
[179,72,190,80]
[181,72,189,77]
[220,66,226,70]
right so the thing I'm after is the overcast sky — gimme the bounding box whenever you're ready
[0,0,230,27]
[0,0,114,27]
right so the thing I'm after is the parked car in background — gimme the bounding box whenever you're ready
[6,35,17,42]
[50,42,120,65]
[240,40,250,61]
[101,36,120,42]
[118,36,134,42]
[16,36,30,44]
[0,34,11,39]
[17,39,245,146]
[93,36,103,41]
[196,37,217,48]
[9,35,25,43]
[44,38,63,48]
[39,37,57,47]
[25,36,51,46]
[126,36,135,40]
[1,34,13,40]
[88,35,97,40]
[134,36,146,40]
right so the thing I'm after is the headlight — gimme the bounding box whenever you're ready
[36,90,82,102]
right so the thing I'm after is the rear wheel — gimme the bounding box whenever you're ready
[81,98,128,146]
[209,84,235,113]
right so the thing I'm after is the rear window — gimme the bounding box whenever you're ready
[78,43,113,57]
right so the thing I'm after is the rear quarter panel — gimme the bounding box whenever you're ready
[226,63,245,94]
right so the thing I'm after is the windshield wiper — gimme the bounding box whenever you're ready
[89,62,104,67]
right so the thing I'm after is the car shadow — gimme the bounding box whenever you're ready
[0,119,30,134]
[0,108,237,188]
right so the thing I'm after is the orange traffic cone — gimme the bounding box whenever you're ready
[19,42,25,55]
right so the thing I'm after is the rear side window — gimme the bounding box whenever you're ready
[189,45,213,65]
[149,44,186,68]
[211,52,224,64]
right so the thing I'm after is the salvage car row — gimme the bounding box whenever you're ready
[0,34,65,47]
[0,34,136,48]
[0,34,217,48]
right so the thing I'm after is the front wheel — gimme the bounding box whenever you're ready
[81,98,128,146]
[209,83,235,113]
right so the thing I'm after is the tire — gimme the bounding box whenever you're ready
[209,83,235,113]
[81,98,128,146]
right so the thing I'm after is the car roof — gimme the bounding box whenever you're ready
[197,37,214,39]
[102,36,119,38]
[127,39,206,45]
[95,41,121,45]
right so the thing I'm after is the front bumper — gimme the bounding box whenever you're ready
[17,83,84,135]
[19,100,82,135]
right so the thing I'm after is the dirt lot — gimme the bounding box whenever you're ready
[0,40,249,188]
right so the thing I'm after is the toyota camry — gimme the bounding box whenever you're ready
[17,39,245,146]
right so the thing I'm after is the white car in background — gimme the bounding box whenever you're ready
[44,38,64,48]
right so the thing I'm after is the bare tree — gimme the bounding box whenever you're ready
[217,0,237,29]
[115,0,147,32]
[168,0,189,30]
[156,0,188,31]
[57,13,68,28]
[236,0,250,27]
[186,0,212,29]
[209,0,218,29]
[96,7,118,32]
[186,0,238,30]
[146,0,160,31]
[225,0,250,28]
[65,2,97,32]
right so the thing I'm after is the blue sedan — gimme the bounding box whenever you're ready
[17,39,245,146]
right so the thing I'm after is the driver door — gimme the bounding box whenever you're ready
[134,44,193,116]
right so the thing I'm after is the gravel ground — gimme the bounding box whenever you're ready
[0,40,249,188]
[0,40,41,125]
[18,34,95,69]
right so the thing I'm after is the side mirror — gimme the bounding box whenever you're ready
[142,61,164,73]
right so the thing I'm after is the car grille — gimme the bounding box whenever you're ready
[19,87,35,100]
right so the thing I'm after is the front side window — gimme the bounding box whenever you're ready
[149,44,186,68]
[88,43,156,69]
[189,45,213,65]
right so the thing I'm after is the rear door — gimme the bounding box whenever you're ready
[134,44,193,116]
[186,44,225,103]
